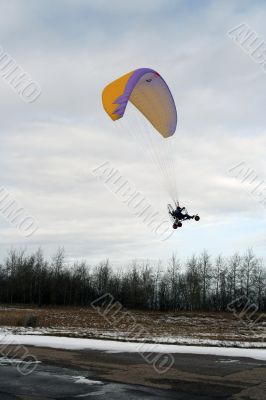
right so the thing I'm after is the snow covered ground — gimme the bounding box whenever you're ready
[0,325,265,348]
[0,333,266,361]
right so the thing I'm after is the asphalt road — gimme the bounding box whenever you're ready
[0,361,179,400]
[0,347,265,399]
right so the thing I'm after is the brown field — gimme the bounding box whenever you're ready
[0,305,265,345]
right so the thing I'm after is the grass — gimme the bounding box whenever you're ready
[0,305,265,343]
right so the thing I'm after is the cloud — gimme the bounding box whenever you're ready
[0,0,265,263]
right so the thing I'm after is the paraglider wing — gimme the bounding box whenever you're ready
[102,68,177,138]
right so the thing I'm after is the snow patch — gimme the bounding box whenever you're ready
[72,376,102,385]
[0,334,266,361]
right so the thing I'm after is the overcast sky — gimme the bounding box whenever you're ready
[0,0,266,265]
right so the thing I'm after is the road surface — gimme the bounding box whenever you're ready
[0,346,265,399]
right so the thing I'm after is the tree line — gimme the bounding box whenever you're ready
[0,248,265,312]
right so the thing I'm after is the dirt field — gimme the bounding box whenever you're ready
[0,305,265,346]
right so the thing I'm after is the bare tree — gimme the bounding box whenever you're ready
[0,248,265,312]
[198,251,212,309]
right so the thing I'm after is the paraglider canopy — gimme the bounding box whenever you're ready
[102,68,177,138]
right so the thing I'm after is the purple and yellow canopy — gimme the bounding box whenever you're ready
[102,68,177,138]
